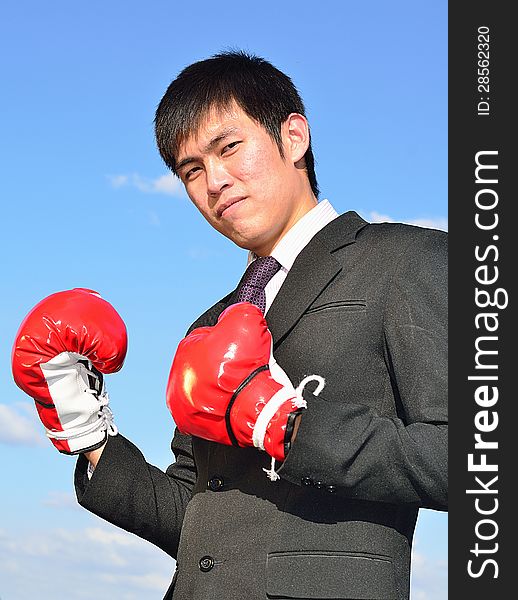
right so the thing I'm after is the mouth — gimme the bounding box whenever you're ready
[216,196,246,218]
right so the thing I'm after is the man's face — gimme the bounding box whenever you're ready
[175,103,315,256]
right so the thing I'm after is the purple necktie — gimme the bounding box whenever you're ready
[236,256,281,313]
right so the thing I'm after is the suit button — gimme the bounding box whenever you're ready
[326,485,337,493]
[301,477,313,487]
[314,481,324,489]
[208,476,224,491]
[199,556,214,572]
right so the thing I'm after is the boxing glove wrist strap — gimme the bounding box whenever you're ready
[252,386,306,452]
[225,364,269,446]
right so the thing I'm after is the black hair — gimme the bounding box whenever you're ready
[154,50,319,197]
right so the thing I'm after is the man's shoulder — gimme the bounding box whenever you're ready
[352,220,448,280]
[318,211,447,253]
[352,218,447,255]
[321,213,447,274]
[365,219,446,239]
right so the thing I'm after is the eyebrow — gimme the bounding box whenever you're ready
[176,126,240,172]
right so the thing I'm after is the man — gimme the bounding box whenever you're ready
[12,51,447,599]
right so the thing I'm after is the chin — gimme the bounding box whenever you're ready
[222,222,276,254]
[231,237,257,252]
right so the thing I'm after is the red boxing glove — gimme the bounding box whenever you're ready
[166,303,307,465]
[12,288,127,454]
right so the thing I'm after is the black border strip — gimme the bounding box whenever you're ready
[449,2,513,596]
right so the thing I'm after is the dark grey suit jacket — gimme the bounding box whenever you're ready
[75,211,448,600]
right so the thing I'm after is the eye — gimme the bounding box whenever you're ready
[185,166,201,180]
[222,141,241,153]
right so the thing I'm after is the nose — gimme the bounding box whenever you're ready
[205,158,232,199]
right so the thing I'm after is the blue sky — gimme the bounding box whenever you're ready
[0,1,447,598]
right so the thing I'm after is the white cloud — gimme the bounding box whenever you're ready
[186,246,223,260]
[86,526,143,547]
[0,402,45,447]
[107,172,185,197]
[43,491,81,510]
[0,522,175,599]
[369,211,448,232]
[411,548,448,600]
[107,174,129,188]
[101,571,171,591]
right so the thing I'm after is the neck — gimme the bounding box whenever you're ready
[253,193,318,257]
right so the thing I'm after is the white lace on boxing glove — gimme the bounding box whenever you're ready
[39,351,117,454]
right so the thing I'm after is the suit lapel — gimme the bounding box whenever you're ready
[266,211,368,347]
[266,238,340,347]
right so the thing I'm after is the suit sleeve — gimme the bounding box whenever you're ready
[74,428,196,558]
[278,229,448,511]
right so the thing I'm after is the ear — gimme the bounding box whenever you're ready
[282,113,310,164]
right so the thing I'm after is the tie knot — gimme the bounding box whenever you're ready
[236,256,281,313]
[242,256,281,289]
